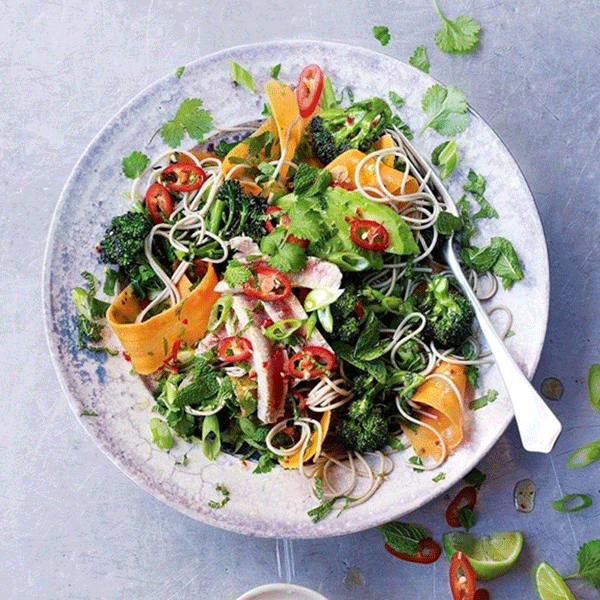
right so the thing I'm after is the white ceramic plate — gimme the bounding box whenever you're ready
[43,40,549,538]
[236,583,328,600]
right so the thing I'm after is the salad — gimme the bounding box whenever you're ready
[75,63,520,518]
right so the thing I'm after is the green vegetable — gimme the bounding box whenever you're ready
[378,521,428,555]
[223,260,252,287]
[553,494,592,513]
[80,410,98,417]
[432,472,446,483]
[372,25,390,46]
[263,318,303,342]
[588,364,600,412]
[436,210,461,235]
[160,97,213,148]
[564,539,600,589]
[566,439,600,469]
[317,306,334,333]
[418,274,475,349]
[202,415,221,460]
[420,84,470,136]
[303,288,344,312]
[269,63,281,79]
[208,484,230,509]
[433,0,481,54]
[122,150,149,179]
[431,139,458,179]
[458,505,475,531]
[388,91,405,108]
[319,76,338,110]
[409,45,430,73]
[469,389,499,410]
[463,467,486,490]
[309,97,392,165]
[175,65,185,79]
[461,237,523,289]
[149,417,174,450]
[207,295,233,332]
[229,60,256,93]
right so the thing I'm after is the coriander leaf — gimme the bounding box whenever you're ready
[409,45,430,73]
[330,341,388,383]
[458,506,475,531]
[229,60,256,93]
[270,63,281,79]
[80,409,98,417]
[161,98,213,148]
[436,210,462,235]
[223,260,252,286]
[293,163,322,195]
[175,65,185,79]
[421,84,470,136]
[469,389,498,410]
[463,467,486,490]
[431,139,458,179]
[378,521,428,554]
[573,539,600,589]
[372,25,390,46]
[433,0,481,54]
[253,451,278,474]
[465,365,480,389]
[214,139,238,157]
[391,114,414,140]
[388,91,405,108]
[287,202,323,242]
[122,150,150,179]
[160,119,185,148]
[267,241,307,273]
[388,436,406,451]
[490,237,524,289]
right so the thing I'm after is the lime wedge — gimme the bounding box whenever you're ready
[534,562,577,600]
[442,531,524,580]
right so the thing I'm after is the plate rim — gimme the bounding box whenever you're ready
[43,39,550,538]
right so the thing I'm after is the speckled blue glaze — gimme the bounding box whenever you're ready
[42,40,549,539]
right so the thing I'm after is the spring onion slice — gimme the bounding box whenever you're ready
[552,493,592,513]
[264,318,304,341]
[566,439,600,469]
[588,363,600,412]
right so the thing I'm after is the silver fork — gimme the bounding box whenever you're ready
[399,135,561,453]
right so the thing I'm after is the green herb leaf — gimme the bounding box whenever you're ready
[390,114,414,140]
[465,365,480,389]
[461,244,501,273]
[435,211,461,236]
[463,169,486,197]
[229,60,256,94]
[122,150,150,179]
[175,65,185,79]
[431,140,458,179]
[469,389,498,410]
[160,97,213,148]
[409,455,424,472]
[409,45,430,73]
[433,0,481,54]
[490,237,524,289]
[388,91,405,108]
[267,241,307,273]
[214,139,239,157]
[223,260,252,286]
[458,506,475,531]
[372,25,391,46]
[588,364,600,412]
[463,467,486,490]
[252,451,278,474]
[573,539,600,589]
[80,409,99,417]
[270,63,281,79]
[378,521,428,554]
[421,84,470,136]
[432,472,446,483]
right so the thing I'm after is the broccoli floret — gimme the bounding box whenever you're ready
[211,180,267,243]
[329,282,362,343]
[336,386,389,453]
[98,211,152,274]
[419,275,475,349]
[309,97,393,165]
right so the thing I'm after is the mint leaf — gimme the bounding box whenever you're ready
[436,210,461,235]
[379,521,428,554]
[409,45,430,73]
[461,244,501,273]
[433,0,481,54]
[421,84,470,136]
[464,169,487,198]
[469,389,498,410]
[122,150,149,179]
[229,60,256,93]
[270,63,281,79]
[490,237,524,289]
[574,539,600,589]
[372,25,391,46]
[431,139,458,179]
[175,65,185,79]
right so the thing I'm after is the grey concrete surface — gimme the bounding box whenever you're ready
[2,1,599,598]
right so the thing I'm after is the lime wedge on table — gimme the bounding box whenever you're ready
[442,531,524,580]
[534,562,577,600]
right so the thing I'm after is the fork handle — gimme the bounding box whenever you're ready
[445,248,562,453]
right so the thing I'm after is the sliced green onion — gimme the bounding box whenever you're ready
[317,306,333,333]
[588,364,600,412]
[327,252,370,272]
[208,295,233,331]
[263,318,303,341]
[149,418,174,450]
[552,493,592,513]
[319,76,337,110]
[238,417,256,437]
[202,415,221,461]
[566,439,600,469]
[229,60,256,94]
[303,288,344,312]
[305,312,318,339]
